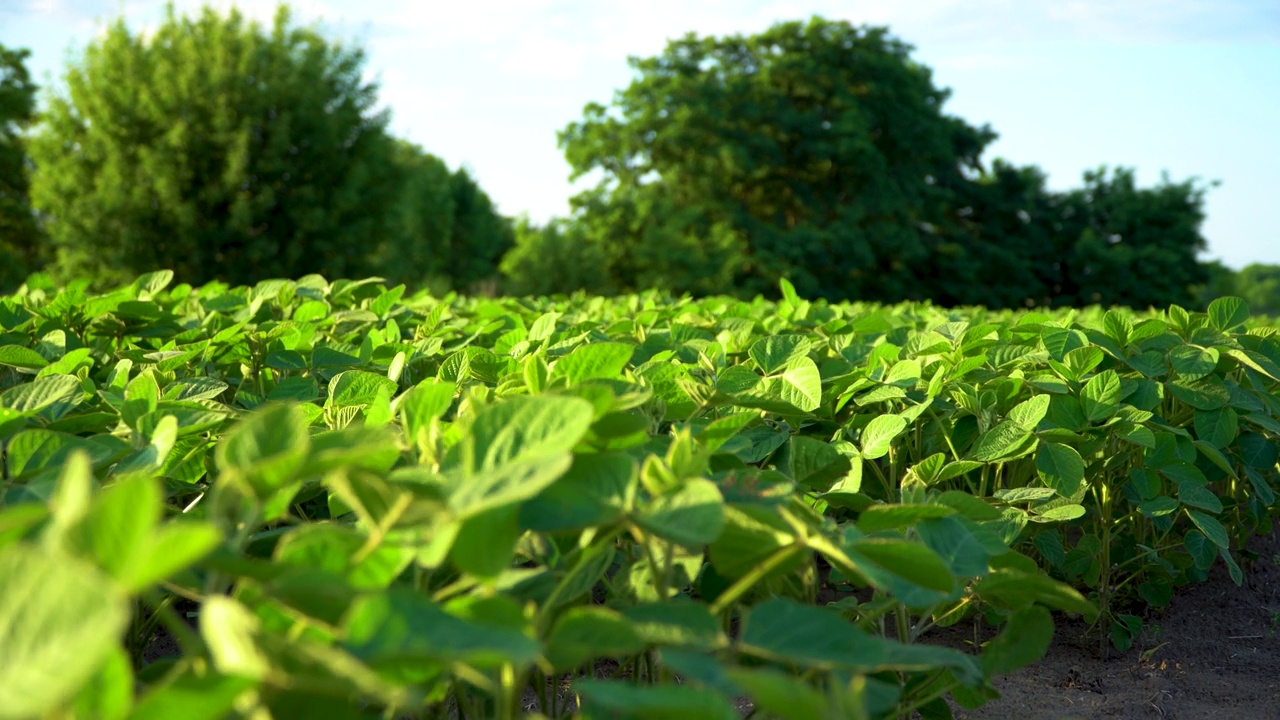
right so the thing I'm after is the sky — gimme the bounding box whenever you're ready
[3,0,1278,269]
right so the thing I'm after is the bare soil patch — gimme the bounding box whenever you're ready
[950,529,1280,719]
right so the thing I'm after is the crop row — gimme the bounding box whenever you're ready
[0,272,1276,719]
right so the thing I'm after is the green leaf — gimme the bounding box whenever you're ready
[861,414,907,459]
[1008,394,1050,429]
[1103,310,1132,346]
[520,452,632,532]
[739,598,887,671]
[123,522,221,591]
[635,478,725,548]
[112,414,178,475]
[1183,529,1217,570]
[788,436,852,490]
[1169,377,1230,411]
[695,412,756,453]
[974,570,1095,615]
[448,454,574,520]
[1137,496,1179,518]
[0,374,82,416]
[1207,296,1249,331]
[622,601,724,650]
[576,681,739,720]
[552,342,634,385]
[200,596,269,681]
[70,645,132,720]
[857,504,955,533]
[716,365,761,395]
[1064,346,1104,379]
[449,395,594,471]
[1169,345,1219,381]
[130,672,255,720]
[1036,443,1085,497]
[546,607,645,671]
[749,334,810,375]
[915,516,992,578]
[968,420,1033,462]
[215,403,311,500]
[122,372,160,429]
[1239,432,1278,469]
[774,356,822,412]
[851,537,955,593]
[0,546,130,719]
[275,523,411,591]
[1033,504,1085,521]
[400,380,455,436]
[1175,480,1223,514]
[935,491,1002,521]
[344,591,539,668]
[1079,370,1121,422]
[981,606,1053,677]
[1193,407,1238,449]
[327,370,398,408]
[724,667,828,720]
[1245,467,1277,506]
[0,345,48,370]
[1186,509,1229,549]
[63,472,160,583]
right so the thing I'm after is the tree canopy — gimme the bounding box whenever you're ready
[373,141,512,292]
[28,5,400,287]
[559,18,994,301]
[0,44,42,289]
[555,17,1212,308]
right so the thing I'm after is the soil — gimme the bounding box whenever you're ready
[948,529,1280,720]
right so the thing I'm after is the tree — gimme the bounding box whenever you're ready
[446,167,513,290]
[1232,264,1280,317]
[559,17,995,301]
[926,160,1057,308]
[373,140,514,293]
[0,44,42,289]
[1039,168,1210,308]
[28,4,400,288]
[499,216,611,296]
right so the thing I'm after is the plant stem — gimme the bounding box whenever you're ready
[710,541,804,615]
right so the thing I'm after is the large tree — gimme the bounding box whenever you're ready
[1216,263,1280,317]
[554,17,1214,308]
[29,5,400,287]
[1039,168,1210,308]
[374,141,513,292]
[0,44,42,289]
[559,17,995,301]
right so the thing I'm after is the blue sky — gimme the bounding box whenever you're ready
[4,0,1278,269]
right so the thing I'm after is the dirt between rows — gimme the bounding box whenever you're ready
[947,528,1280,720]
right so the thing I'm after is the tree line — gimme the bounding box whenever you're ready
[0,8,1272,310]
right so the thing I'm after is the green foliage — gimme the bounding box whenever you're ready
[11,273,1217,718]
[373,141,512,293]
[560,17,994,302]
[499,217,611,296]
[27,6,400,288]
[1038,167,1211,308]
[553,18,1213,308]
[1205,264,1280,318]
[0,44,43,290]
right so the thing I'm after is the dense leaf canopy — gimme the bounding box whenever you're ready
[557,17,1212,308]
[374,141,513,292]
[561,18,994,302]
[0,44,42,289]
[28,6,400,287]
